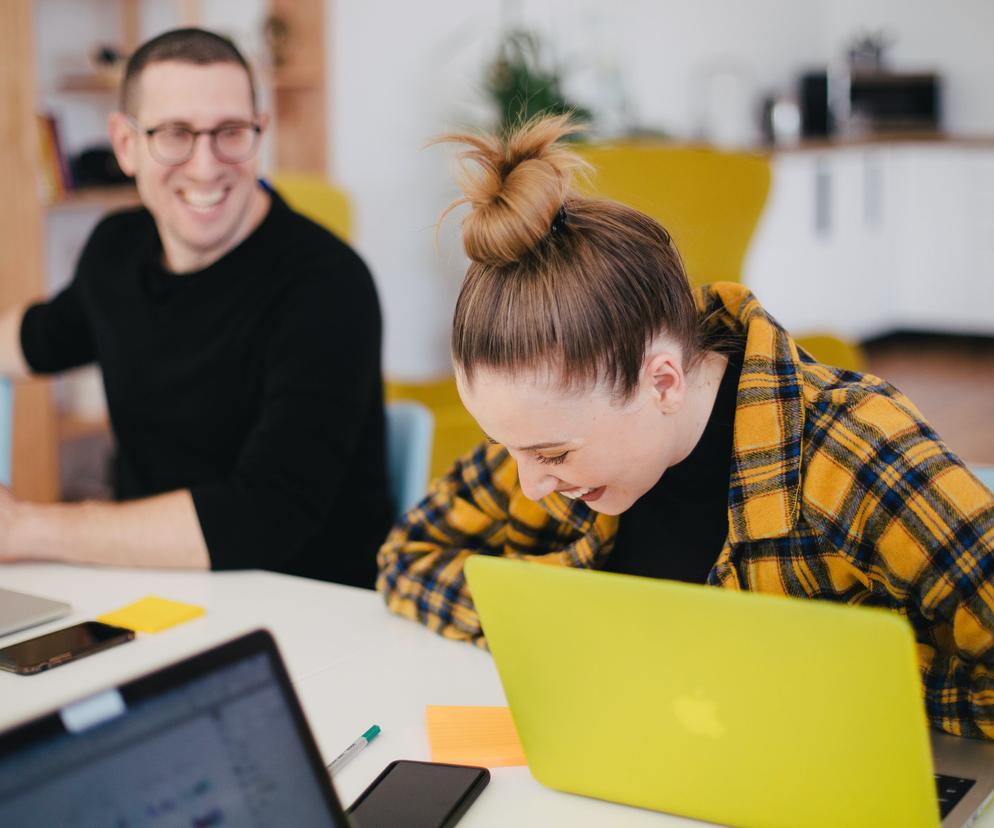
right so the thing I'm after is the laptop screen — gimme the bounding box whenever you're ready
[0,631,346,827]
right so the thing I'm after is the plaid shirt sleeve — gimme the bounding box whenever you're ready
[376,442,614,646]
[800,381,994,739]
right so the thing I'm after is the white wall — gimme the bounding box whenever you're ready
[329,1,504,380]
[517,0,827,143]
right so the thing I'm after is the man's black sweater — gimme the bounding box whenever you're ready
[21,190,392,588]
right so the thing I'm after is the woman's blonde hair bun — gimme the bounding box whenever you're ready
[438,114,589,267]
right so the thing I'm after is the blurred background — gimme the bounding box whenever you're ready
[1,0,991,502]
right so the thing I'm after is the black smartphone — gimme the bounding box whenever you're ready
[0,621,135,675]
[347,760,489,828]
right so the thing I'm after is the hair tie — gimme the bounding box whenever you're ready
[550,205,568,234]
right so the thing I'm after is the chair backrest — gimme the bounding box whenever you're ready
[386,378,484,481]
[576,142,865,372]
[973,466,994,494]
[576,142,771,286]
[794,333,867,373]
[0,377,12,487]
[268,174,352,242]
[386,400,434,518]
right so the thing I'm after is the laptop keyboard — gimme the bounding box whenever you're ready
[936,774,975,819]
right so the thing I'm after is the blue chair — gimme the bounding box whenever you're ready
[386,400,434,518]
[0,377,12,487]
[973,466,994,493]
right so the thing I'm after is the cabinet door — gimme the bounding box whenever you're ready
[745,153,830,333]
[891,146,994,335]
[890,146,971,331]
[745,148,894,341]
[748,144,994,339]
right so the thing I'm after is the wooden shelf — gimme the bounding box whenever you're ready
[46,186,140,212]
[58,414,110,441]
[270,69,321,91]
[58,72,122,94]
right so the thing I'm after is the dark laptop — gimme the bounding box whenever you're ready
[0,630,349,826]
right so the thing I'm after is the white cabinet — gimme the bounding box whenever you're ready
[745,143,994,339]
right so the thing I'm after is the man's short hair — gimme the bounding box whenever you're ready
[120,27,256,115]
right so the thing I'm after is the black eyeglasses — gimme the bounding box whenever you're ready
[127,117,262,165]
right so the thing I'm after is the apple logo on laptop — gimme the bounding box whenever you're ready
[672,692,725,739]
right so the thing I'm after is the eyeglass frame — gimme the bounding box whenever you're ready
[124,116,263,166]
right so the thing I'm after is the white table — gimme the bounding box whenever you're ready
[1,563,989,827]
[0,563,684,826]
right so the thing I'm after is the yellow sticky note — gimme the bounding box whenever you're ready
[97,595,205,633]
[425,705,526,767]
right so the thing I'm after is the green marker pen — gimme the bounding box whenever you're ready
[327,725,381,774]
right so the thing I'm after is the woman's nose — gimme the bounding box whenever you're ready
[514,455,558,501]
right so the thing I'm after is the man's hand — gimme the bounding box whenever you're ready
[0,484,24,562]
[0,488,210,570]
[0,305,32,378]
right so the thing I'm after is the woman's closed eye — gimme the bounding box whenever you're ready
[536,452,569,466]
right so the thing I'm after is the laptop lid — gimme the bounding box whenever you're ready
[0,587,70,638]
[0,629,350,827]
[465,556,941,828]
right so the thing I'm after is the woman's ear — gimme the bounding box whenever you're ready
[644,350,685,415]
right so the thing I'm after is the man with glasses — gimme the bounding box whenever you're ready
[0,29,392,587]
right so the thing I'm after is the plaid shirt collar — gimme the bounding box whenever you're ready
[538,282,805,545]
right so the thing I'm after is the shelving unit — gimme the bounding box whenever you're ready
[57,73,122,94]
[268,0,328,173]
[0,1,60,501]
[2,0,331,500]
[46,186,141,213]
[58,414,111,442]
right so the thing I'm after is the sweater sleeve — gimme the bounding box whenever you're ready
[19,211,142,373]
[20,272,96,375]
[377,443,618,645]
[376,443,519,645]
[190,260,382,573]
[807,391,994,739]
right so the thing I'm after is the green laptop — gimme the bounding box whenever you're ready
[464,555,994,828]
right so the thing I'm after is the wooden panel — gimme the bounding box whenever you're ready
[0,1,60,501]
[121,0,140,53]
[270,0,327,174]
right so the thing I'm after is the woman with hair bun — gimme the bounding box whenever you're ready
[377,115,994,740]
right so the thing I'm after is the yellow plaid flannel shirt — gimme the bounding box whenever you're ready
[377,282,994,739]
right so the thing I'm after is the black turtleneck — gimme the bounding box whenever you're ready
[603,349,742,583]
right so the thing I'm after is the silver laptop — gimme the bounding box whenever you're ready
[0,587,70,638]
[932,730,994,827]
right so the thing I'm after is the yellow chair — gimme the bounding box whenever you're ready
[576,142,865,371]
[793,333,866,374]
[268,173,352,241]
[577,142,770,288]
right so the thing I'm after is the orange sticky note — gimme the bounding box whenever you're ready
[97,595,205,633]
[425,705,526,767]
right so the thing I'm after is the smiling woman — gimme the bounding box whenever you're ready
[377,115,994,741]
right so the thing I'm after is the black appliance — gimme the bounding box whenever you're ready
[798,70,941,138]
